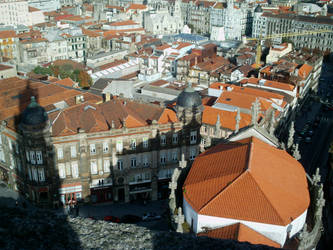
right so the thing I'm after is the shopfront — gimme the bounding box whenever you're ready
[158,179,170,200]
[129,182,152,201]
[90,178,113,203]
[59,183,82,206]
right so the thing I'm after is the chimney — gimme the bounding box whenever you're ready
[104,93,111,102]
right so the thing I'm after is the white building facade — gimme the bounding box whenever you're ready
[0,0,30,26]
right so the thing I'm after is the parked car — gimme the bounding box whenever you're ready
[307,130,314,136]
[305,137,312,143]
[121,214,142,223]
[104,216,121,223]
[142,212,161,221]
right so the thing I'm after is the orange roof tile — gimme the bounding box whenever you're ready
[0,30,17,39]
[29,6,40,12]
[55,78,75,87]
[158,108,179,124]
[183,137,310,226]
[242,78,295,91]
[298,64,313,79]
[198,223,281,248]
[202,106,251,131]
[126,3,147,11]
[109,20,138,26]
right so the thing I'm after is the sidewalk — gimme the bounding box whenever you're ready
[77,199,168,219]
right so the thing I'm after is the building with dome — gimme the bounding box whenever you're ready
[176,83,203,125]
[182,136,310,247]
[0,77,203,207]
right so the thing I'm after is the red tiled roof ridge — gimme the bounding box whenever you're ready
[246,172,286,225]
[197,139,253,212]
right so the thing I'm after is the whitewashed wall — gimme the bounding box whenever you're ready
[183,196,307,246]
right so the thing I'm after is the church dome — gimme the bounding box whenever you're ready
[176,84,202,109]
[254,5,263,13]
[21,96,48,126]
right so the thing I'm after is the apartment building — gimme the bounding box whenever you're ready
[0,0,30,26]
[252,7,333,53]
[0,77,202,207]
[210,0,253,41]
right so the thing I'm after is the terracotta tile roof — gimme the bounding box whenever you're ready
[241,78,295,91]
[202,106,251,131]
[81,28,101,37]
[49,99,175,136]
[126,3,147,11]
[0,77,102,126]
[97,59,127,71]
[156,44,171,51]
[158,108,178,124]
[214,83,286,112]
[0,30,17,39]
[28,6,40,12]
[106,5,125,12]
[108,20,138,26]
[183,137,310,226]
[54,78,75,87]
[298,64,313,79]
[198,223,281,248]
[0,64,13,71]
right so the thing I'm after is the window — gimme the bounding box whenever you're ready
[10,155,14,169]
[75,192,82,200]
[90,144,96,154]
[30,151,36,164]
[90,160,97,174]
[70,146,77,158]
[104,159,110,173]
[0,135,2,144]
[172,151,178,162]
[117,159,123,170]
[103,142,109,153]
[116,140,123,153]
[36,151,43,164]
[8,140,12,151]
[190,131,197,144]
[130,139,136,150]
[28,167,32,180]
[57,148,63,160]
[143,137,148,148]
[143,155,149,167]
[71,162,79,178]
[172,134,178,144]
[131,157,136,168]
[160,135,166,146]
[17,159,22,172]
[58,164,66,179]
[38,168,45,182]
[144,172,151,181]
[0,148,4,162]
[190,148,196,161]
[160,153,166,165]
[32,167,38,182]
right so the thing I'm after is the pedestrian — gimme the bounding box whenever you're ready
[76,204,79,217]
[15,201,18,207]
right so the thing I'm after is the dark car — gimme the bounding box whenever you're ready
[121,214,142,223]
[104,216,121,223]
[142,212,161,221]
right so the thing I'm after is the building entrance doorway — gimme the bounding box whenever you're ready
[118,188,125,202]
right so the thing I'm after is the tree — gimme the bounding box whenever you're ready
[78,70,92,89]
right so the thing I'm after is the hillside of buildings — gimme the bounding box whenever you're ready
[1,0,333,249]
